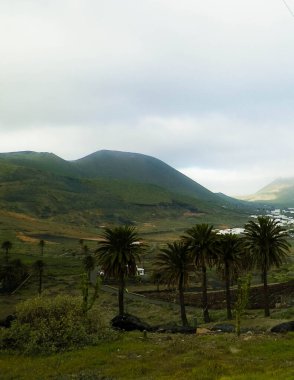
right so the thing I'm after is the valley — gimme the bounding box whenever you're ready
[0,150,293,380]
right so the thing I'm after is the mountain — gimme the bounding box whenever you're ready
[243,177,294,206]
[73,150,219,201]
[0,150,252,229]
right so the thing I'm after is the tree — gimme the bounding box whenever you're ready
[81,254,99,315]
[39,240,45,256]
[33,259,45,295]
[155,241,192,326]
[243,216,290,317]
[83,245,89,256]
[79,239,84,255]
[183,224,216,323]
[235,274,251,336]
[151,270,164,292]
[96,225,145,315]
[215,234,245,320]
[2,241,12,263]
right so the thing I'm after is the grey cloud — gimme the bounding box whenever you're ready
[1,0,294,194]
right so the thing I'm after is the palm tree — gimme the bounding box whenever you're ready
[82,254,96,314]
[96,225,145,315]
[39,240,45,256]
[183,224,217,323]
[243,216,290,317]
[152,270,164,292]
[2,241,12,263]
[155,241,192,326]
[33,259,45,295]
[83,245,89,256]
[215,234,244,320]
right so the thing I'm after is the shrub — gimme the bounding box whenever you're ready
[0,295,108,354]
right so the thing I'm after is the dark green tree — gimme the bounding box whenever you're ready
[96,225,145,315]
[155,241,192,326]
[33,259,45,295]
[2,241,12,263]
[243,216,290,317]
[215,234,245,320]
[39,239,45,256]
[83,245,89,256]
[152,270,164,292]
[183,224,217,323]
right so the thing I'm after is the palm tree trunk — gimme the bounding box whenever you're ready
[263,267,270,317]
[179,273,188,327]
[38,269,43,295]
[118,274,125,316]
[202,265,210,323]
[225,262,232,320]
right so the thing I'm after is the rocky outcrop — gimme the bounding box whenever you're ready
[270,321,294,333]
[111,314,196,334]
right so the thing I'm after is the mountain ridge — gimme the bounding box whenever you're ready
[0,149,253,228]
[240,177,294,206]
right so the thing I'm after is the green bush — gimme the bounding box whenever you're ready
[0,295,109,354]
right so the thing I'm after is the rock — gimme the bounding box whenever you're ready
[111,314,197,334]
[153,325,196,334]
[270,321,294,333]
[111,314,152,332]
[210,323,235,333]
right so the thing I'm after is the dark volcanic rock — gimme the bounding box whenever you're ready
[210,323,235,333]
[111,314,152,332]
[153,325,196,334]
[111,314,196,334]
[270,321,294,333]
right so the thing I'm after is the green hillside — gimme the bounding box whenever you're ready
[73,150,218,201]
[0,150,254,234]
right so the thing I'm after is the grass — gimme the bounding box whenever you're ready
[1,217,293,379]
[0,332,293,379]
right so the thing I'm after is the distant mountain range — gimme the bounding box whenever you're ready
[0,150,255,228]
[241,178,294,206]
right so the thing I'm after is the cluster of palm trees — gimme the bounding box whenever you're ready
[95,217,290,326]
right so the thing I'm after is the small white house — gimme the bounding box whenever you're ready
[136,267,145,276]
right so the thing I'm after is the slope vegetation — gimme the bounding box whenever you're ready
[0,150,252,230]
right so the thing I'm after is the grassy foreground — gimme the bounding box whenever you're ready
[0,331,293,380]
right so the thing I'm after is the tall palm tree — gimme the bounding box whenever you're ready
[96,225,145,315]
[183,224,216,323]
[215,234,244,320]
[155,241,192,326]
[2,241,12,263]
[33,259,45,295]
[243,216,290,317]
[39,240,45,256]
[152,270,164,292]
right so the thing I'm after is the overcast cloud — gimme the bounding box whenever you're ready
[1,0,294,195]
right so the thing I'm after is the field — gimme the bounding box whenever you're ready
[0,212,294,380]
[0,331,293,380]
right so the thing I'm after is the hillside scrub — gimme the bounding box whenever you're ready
[0,295,117,354]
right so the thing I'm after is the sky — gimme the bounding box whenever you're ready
[1,0,294,196]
